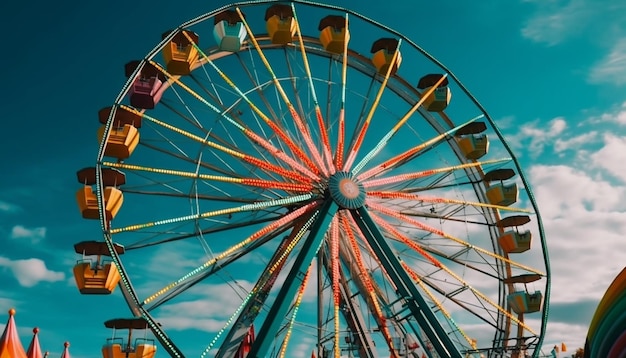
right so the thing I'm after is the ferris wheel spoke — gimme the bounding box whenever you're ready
[357,115,483,181]
[365,200,544,276]
[122,105,310,183]
[351,74,448,175]
[214,208,320,358]
[362,158,510,189]
[142,202,317,312]
[278,265,312,358]
[368,191,532,214]
[125,215,282,250]
[103,161,313,195]
[401,262,478,350]
[334,14,350,170]
[292,5,336,174]
[149,58,320,179]
[368,211,537,336]
[329,216,341,358]
[234,53,283,136]
[343,40,402,171]
[230,10,328,175]
[339,213,397,354]
[185,37,319,175]
[349,206,463,358]
[108,189,315,234]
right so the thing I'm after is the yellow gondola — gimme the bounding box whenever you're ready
[484,168,519,207]
[417,73,451,112]
[97,124,139,160]
[507,290,543,314]
[456,121,489,160]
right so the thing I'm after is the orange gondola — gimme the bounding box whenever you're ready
[318,15,349,54]
[484,168,518,207]
[265,4,295,45]
[370,38,402,75]
[161,30,200,76]
[495,211,532,254]
[75,167,125,220]
[102,318,156,358]
[73,241,124,294]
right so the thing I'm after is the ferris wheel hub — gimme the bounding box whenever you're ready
[328,171,366,209]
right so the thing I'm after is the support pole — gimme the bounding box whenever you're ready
[351,207,463,358]
[249,200,338,357]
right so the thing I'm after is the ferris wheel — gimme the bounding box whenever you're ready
[73,1,551,357]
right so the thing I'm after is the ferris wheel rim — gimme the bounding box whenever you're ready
[83,2,551,357]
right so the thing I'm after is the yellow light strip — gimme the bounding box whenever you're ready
[291,5,335,174]
[401,262,477,350]
[365,200,544,276]
[343,39,402,171]
[370,212,537,336]
[278,266,312,358]
[234,8,326,175]
[148,59,319,179]
[142,201,318,305]
[120,105,310,183]
[102,161,312,193]
[363,158,511,188]
[335,14,349,170]
[330,217,341,358]
[367,191,531,213]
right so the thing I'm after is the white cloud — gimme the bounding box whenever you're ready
[530,164,626,303]
[589,38,626,85]
[521,0,591,46]
[10,225,46,243]
[0,257,65,287]
[507,117,567,157]
[0,200,20,213]
[554,131,598,152]
[522,1,626,86]
[155,280,254,332]
[539,321,589,353]
[582,101,626,126]
[590,133,626,183]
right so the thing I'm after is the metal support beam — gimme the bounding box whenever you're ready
[249,200,338,357]
[351,207,463,358]
[216,219,308,357]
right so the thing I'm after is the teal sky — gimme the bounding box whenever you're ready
[1,0,626,357]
